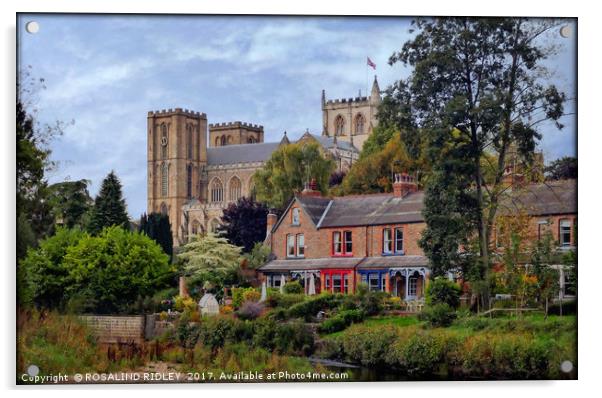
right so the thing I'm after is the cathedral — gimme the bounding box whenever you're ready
[147,77,382,245]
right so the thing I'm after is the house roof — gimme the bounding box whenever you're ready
[259,257,363,272]
[499,179,576,216]
[358,255,429,269]
[207,142,281,165]
[295,195,332,225]
[317,191,425,228]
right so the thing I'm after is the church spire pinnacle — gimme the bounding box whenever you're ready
[370,75,381,105]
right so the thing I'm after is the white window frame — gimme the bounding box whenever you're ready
[292,208,300,225]
[297,234,305,258]
[394,227,404,253]
[287,234,296,257]
[383,228,393,254]
[560,219,572,247]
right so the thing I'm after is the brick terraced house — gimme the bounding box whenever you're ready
[258,175,577,301]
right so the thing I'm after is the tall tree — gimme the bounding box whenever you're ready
[385,18,567,295]
[218,197,268,253]
[253,141,335,209]
[545,156,577,180]
[87,171,130,235]
[139,212,174,260]
[47,179,93,229]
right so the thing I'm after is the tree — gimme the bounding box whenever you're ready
[253,141,335,209]
[218,197,268,253]
[47,179,93,229]
[339,133,426,195]
[21,227,86,309]
[139,212,174,260]
[62,226,173,313]
[530,232,560,318]
[243,242,272,270]
[87,171,130,235]
[386,18,568,299]
[178,233,242,281]
[545,156,577,180]
[358,124,398,159]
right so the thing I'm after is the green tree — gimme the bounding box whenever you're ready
[47,179,93,229]
[62,226,173,313]
[545,156,577,180]
[339,134,425,195]
[218,197,268,253]
[386,18,568,298]
[531,232,560,318]
[139,212,174,260]
[253,141,335,209]
[87,171,130,235]
[21,227,86,308]
[359,124,398,159]
[243,242,272,270]
[178,233,242,281]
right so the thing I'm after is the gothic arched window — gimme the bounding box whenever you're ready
[248,137,256,144]
[335,115,345,136]
[186,164,193,198]
[210,178,224,202]
[161,124,168,159]
[187,125,193,159]
[161,163,168,197]
[354,113,365,135]
[229,176,242,202]
[160,202,168,216]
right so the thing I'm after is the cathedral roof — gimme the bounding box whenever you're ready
[304,133,359,153]
[207,142,281,165]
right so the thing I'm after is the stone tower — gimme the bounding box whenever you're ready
[321,75,381,151]
[208,121,264,147]
[147,108,208,244]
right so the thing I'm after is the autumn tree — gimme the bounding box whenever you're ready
[385,18,568,298]
[253,141,335,209]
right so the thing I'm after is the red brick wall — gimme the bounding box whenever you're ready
[271,203,324,259]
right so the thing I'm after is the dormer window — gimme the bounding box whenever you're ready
[292,208,300,225]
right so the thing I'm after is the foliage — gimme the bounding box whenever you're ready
[243,242,272,270]
[178,233,242,282]
[286,294,344,321]
[418,303,457,327]
[236,301,264,320]
[232,287,257,309]
[530,232,560,315]
[386,18,568,299]
[87,171,130,235]
[17,309,110,378]
[173,295,197,313]
[283,280,303,294]
[139,212,173,260]
[339,134,425,195]
[60,226,174,313]
[242,289,261,303]
[21,227,87,309]
[426,277,462,308]
[328,170,346,187]
[318,309,365,334]
[266,292,306,309]
[545,156,577,180]
[340,324,400,367]
[218,197,269,253]
[252,141,335,209]
[47,180,92,229]
[359,124,398,159]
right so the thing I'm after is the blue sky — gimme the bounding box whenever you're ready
[17,15,576,218]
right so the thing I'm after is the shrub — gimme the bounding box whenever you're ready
[237,301,264,320]
[287,294,343,320]
[426,277,462,308]
[266,292,305,308]
[220,305,233,314]
[340,325,399,367]
[318,309,365,334]
[418,303,457,327]
[398,333,445,375]
[283,280,303,294]
[174,295,197,313]
[548,299,577,315]
[359,291,385,316]
[242,289,261,303]
[232,287,255,308]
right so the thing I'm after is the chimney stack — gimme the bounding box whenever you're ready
[301,178,321,197]
[393,173,417,198]
[266,210,278,238]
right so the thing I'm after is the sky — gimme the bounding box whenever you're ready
[17,15,577,218]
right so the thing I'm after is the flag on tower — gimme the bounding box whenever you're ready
[367,57,376,70]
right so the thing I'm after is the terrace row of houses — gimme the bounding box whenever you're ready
[257,175,577,301]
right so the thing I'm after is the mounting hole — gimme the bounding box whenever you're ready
[560,360,573,373]
[27,364,40,377]
[25,21,40,34]
[560,25,571,38]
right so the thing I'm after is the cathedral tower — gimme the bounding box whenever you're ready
[321,75,381,151]
[147,108,208,244]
